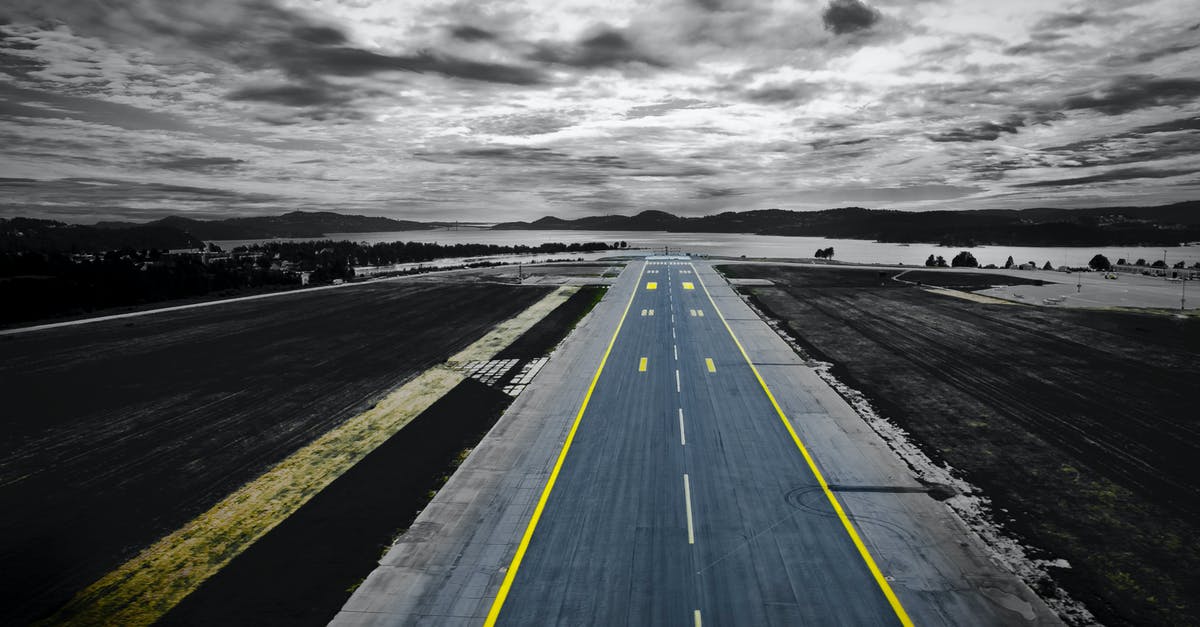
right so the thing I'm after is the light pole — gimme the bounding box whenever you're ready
[1163,249,1168,280]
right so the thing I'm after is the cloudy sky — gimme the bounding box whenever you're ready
[1,0,1198,223]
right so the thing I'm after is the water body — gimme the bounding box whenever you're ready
[214,228,1200,269]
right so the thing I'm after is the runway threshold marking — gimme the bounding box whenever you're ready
[639,357,648,372]
[485,263,647,626]
[705,358,716,372]
[689,263,915,627]
[683,474,696,544]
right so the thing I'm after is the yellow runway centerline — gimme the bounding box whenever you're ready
[639,357,648,372]
[705,358,716,372]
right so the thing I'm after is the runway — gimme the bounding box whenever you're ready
[333,257,1060,626]
[488,258,907,625]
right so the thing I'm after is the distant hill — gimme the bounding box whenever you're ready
[0,217,202,253]
[96,211,437,240]
[493,201,1200,246]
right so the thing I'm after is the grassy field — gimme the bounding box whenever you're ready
[720,264,1199,627]
[0,281,552,624]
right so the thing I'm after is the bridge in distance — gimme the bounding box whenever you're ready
[334,258,1059,626]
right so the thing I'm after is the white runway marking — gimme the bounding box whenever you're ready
[683,474,695,545]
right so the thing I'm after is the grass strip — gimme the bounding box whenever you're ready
[40,286,577,627]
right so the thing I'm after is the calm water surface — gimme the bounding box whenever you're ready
[214,228,1200,269]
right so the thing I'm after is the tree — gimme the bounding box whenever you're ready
[1135,258,1146,266]
[1151,259,1166,268]
[1116,258,1126,266]
[936,255,948,267]
[1043,260,1053,270]
[951,251,978,267]
[925,254,937,267]
[814,246,834,259]
[1174,260,1185,269]
[1088,254,1110,271]
[1004,255,1014,269]
[824,246,834,259]
[815,248,827,259]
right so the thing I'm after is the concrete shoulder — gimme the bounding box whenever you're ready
[695,263,1062,626]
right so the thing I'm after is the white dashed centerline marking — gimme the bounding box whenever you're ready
[683,474,695,545]
[678,408,686,446]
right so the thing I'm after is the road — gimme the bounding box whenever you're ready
[487,257,908,625]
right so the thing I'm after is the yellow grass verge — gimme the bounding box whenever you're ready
[923,287,1017,305]
[448,286,577,364]
[41,285,578,627]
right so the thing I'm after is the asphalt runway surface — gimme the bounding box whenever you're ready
[490,259,907,625]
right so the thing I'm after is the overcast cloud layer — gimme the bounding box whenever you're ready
[1,0,1198,222]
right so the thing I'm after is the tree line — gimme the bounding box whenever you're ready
[0,240,615,325]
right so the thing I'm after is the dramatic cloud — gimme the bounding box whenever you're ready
[449,25,496,42]
[529,28,667,69]
[1,0,1199,222]
[822,0,882,35]
[153,156,246,172]
[929,116,1026,143]
[1014,167,1199,188]
[1060,75,1200,115]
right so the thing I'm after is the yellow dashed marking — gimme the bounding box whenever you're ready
[682,282,694,290]
[705,358,716,373]
[647,282,657,290]
[639,357,648,372]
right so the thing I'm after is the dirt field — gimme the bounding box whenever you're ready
[0,281,550,624]
[160,378,512,627]
[720,264,1200,627]
[161,285,606,625]
[896,269,1049,289]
